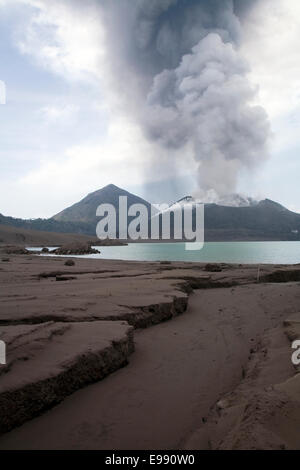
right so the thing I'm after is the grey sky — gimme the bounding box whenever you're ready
[0,0,300,217]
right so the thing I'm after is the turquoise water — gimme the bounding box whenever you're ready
[29,242,300,264]
[94,242,300,264]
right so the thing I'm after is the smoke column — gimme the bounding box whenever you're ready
[98,0,270,197]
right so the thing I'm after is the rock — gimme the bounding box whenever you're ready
[52,242,100,255]
[1,258,10,262]
[204,263,222,272]
[283,313,300,342]
[4,245,29,255]
[216,399,229,410]
[64,259,75,266]
[41,247,49,253]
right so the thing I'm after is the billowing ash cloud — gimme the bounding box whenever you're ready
[98,0,270,197]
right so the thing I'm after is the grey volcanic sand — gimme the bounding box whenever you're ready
[0,321,134,435]
[0,255,300,450]
[1,275,300,447]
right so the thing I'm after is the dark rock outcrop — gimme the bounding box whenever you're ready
[64,259,75,266]
[204,263,223,272]
[4,246,29,255]
[52,243,100,255]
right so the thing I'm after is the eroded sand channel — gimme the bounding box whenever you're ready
[1,280,299,450]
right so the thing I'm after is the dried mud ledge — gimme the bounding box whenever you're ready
[0,291,189,328]
[1,267,300,436]
[0,282,190,434]
[0,328,134,434]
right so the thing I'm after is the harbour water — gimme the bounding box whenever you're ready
[29,241,300,264]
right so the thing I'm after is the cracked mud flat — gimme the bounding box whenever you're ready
[0,254,300,449]
[0,321,134,434]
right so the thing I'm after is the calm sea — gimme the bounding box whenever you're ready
[30,241,300,264]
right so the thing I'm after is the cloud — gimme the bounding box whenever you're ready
[13,0,105,82]
[0,115,195,218]
[144,33,270,194]
[2,0,300,216]
[39,103,79,124]
[98,0,270,196]
[0,80,5,104]
[241,0,300,120]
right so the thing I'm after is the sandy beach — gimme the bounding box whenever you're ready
[0,249,300,449]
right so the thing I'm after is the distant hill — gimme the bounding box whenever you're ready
[204,199,300,241]
[53,184,151,234]
[1,184,300,241]
[0,224,96,246]
[0,184,151,237]
[154,196,300,241]
[0,213,92,235]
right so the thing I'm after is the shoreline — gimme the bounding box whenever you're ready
[23,240,300,266]
[1,221,300,248]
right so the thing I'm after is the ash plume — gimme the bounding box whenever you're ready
[98,0,270,197]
